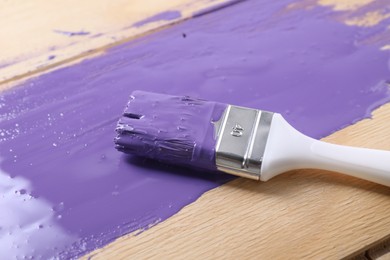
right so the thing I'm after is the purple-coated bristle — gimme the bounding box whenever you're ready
[114,91,227,171]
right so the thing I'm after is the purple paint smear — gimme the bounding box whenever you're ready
[0,61,13,69]
[133,11,181,27]
[1,0,390,258]
[53,30,91,37]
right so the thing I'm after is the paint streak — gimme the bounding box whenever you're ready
[192,0,246,18]
[54,30,91,37]
[133,11,182,27]
[0,62,12,70]
[1,0,390,258]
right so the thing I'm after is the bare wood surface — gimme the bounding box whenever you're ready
[0,0,225,89]
[0,0,389,259]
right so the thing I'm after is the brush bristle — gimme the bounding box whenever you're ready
[114,91,227,171]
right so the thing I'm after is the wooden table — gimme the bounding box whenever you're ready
[1,0,389,259]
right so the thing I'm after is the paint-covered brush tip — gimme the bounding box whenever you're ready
[114,91,227,171]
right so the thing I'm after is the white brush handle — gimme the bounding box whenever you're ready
[260,114,390,187]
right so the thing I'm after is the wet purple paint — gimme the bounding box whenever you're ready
[133,11,181,27]
[1,0,390,258]
[53,30,91,37]
[115,91,226,171]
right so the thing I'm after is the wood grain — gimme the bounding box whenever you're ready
[0,0,389,259]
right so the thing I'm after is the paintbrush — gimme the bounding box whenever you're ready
[114,91,390,187]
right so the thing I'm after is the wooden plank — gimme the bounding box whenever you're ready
[84,103,390,260]
[350,237,390,260]
[367,238,390,260]
[1,0,389,259]
[0,0,226,89]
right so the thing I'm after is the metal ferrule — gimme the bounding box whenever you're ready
[214,105,274,180]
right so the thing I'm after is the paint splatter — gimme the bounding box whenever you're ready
[54,30,91,37]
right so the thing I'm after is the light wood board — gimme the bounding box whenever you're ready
[0,0,226,89]
[0,0,389,259]
[86,104,390,260]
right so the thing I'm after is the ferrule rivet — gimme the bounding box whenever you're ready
[231,124,244,137]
